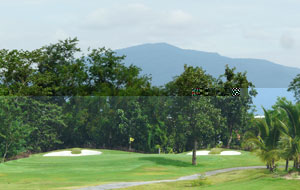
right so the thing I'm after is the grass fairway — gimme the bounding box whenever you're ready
[0,149,263,190]
[122,169,300,190]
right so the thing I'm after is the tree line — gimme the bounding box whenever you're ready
[0,38,299,165]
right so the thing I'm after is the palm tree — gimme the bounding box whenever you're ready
[245,108,281,172]
[278,134,294,171]
[278,102,300,169]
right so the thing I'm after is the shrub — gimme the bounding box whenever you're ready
[209,148,223,154]
[189,175,211,187]
[216,141,223,148]
[71,148,82,154]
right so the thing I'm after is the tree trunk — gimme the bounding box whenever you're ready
[109,131,112,149]
[1,143,9,163]
[269,159,275,172]
[294,158,299,169]
[266,164,269,169]
[226,127,233,149]
[192,139,198,166]
[285,159,289,171]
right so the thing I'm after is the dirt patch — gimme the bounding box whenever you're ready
[284,172,300,180]
[6,151,31,161]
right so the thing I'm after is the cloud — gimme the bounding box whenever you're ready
[243,30,270,40]
[164,10,193,26]
[83,3,154,30]
[83,4,194,32]
[280,32,295,49]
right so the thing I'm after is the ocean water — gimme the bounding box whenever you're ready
[252,88,296,115]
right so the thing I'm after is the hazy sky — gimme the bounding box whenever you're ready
[1,0,300,68]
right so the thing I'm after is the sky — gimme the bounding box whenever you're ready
[0,0,300,69]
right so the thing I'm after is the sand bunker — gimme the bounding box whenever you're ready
[187,151,210,155]
[187,150,241,156]
[220,151,241,155]
[43,149,102,157]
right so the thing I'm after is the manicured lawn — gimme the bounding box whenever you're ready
[0,149,263,190]
[122,169,300,190]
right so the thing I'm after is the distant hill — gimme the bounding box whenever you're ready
[115,43,300,88]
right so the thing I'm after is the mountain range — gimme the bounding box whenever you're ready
[115,43,299,114]
[115,43,300,88]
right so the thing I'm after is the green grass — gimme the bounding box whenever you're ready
[209,148,223,154]
[70,148,82,154]
[0,148,264,190]
[122,169,300,190]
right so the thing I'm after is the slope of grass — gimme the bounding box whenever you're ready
[0,148,263,190]
[122,169,300,190]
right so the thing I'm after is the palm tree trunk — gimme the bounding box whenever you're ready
[269,159,275,172]
[285,159,289,171]
[192,139,198,165]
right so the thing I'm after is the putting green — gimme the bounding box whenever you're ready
[0,149,263,190]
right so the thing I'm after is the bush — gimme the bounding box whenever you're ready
[189,175,211,187]
[209,148,223,154]
[216,141,223,148]
[71,148,82,154]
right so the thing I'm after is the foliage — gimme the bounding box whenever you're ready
[245,107,281,171]
[189,175,211,187]
[0,97,32,162]
[0,38,257,163]
[288,74,300,103]
[71,148,82,154]
[209,148,223,154]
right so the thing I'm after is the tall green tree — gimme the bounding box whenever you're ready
[164,65,224,165]
[0,49,41,96]
[86,48,153,96]
[288,74,300,103]
[215,65,257,148]
[0,97,32,162]
[182,97,224,165]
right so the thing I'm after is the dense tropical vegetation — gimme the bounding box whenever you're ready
[0,38,299,169]
[244,97,300,172]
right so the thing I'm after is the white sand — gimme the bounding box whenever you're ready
[187,151,210,155]
[43,149,102,157]
[220,151,241,155]
[187,150,241,156]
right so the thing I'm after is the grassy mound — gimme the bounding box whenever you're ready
[209,148,223,154]
[71,148,82,154]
